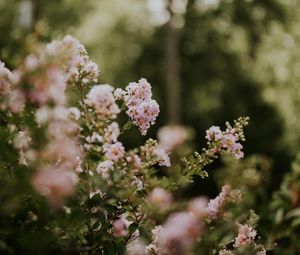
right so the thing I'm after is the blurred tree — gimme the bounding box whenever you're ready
[164,0,182,124]
[75,0,295,193]
[131,0,290,192]
[0,0,92,68]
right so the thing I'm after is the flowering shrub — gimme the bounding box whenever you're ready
[0,35,269,255]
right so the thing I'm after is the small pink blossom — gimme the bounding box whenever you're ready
[28,65,66,105]
[96,160,114,179]
[47,35,99,85]
[24,54,39,71]
[104,122,120,143]
[112,215,132,237]
[188,196,209,219]
[156,212,205,255]
[205,126,223,141]
[113,219,129,237]
[85,84,120,119]
[103,142,125,161]
[0,60,11,94]
[68,107,81,120]
[127,239,146,255]
[158,125,188,151]
[147,187,173,209]
[8,89,26,113]
[86,132,103,144]
[205,125,245,159]
[153,146,171,167]
[132,155,142,170]
[132,176,143,190]
[234,224,257,247]
[43,138,83,170]
[35,106,52,124]
[32,168,78,207]
[131,99,159,136]
[207,185,231,220]
[114,88,124,99]
[13,130,31,150]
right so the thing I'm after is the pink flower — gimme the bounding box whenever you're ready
[85,84,120,119]
[127,99,159,135]
[1,60,24,111]
[205,125,245,159]
[221,132,244,159]
[0,60,11,92]
[32,167,78,207]
[147,188,173,209]
[114,88,124,99]
[43,138,83,170]
[47,35,99,85]
[86,132,103,144]
[68,107,81,120]
[132,155,142,169]
[30,65,67,105]
[153,146,171,167]
[125,79,152,105]
[205,126,223,141]
[132,176,143,190]
[24,54,39,71]
[13,130,31,150]
[103,142,125,161]
[158,125,188,151]
[104,122,120,143]
[221,133,237,147]
[112,215,132,237]
[115,78,159,135]
[8,89,26,112]
[188,196,209,219]
[96,160,114,179]
[156,212,205,255]
[207,185,231,220]
[127,239,146,255]
[234,224,257,247]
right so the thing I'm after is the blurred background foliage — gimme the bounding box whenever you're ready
[1,0,300,253]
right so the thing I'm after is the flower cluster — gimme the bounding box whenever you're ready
[32,167,78,206]
[142,185,241,255]
[207,185,232,220]
[47,35,99,85]
[85,84,120,119]
[205,124,245,159]
[103,142,125,161]
[7,35,99,108]
[0,61,12,110]
[140,139,171,167]
[115,78,159,135]
[14,53,66,106]
[146,212,204,255]
[147,187,173,210]
[113,215,132,237]
[234,224,257,247]
[32,105,83,206]
[182,117,249,179]
[0,60,25,112]
[217,211,266,255]
[1,37,90,206]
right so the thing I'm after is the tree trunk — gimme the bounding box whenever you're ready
[165,0,182,125]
